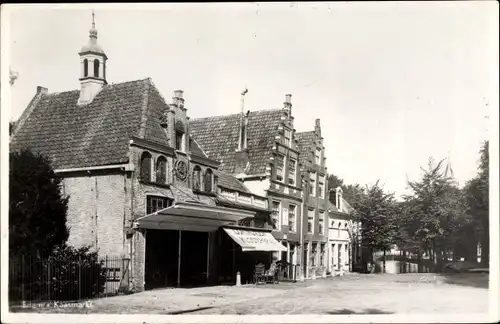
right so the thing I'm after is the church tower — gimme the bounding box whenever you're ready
[78,11,107,105]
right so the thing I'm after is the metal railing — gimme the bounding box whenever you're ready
[9,255,130,306]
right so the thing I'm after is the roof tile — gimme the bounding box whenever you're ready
[10,78,171,169]
[189,109,283,174]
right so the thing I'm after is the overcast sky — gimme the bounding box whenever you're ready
[4,2,498,198]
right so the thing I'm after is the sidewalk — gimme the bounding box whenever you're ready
[13,283,299,314]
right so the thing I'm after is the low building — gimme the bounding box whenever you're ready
[327,188,359,275]
[9,17,286,292]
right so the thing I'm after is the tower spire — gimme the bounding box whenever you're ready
[78,9,107,105]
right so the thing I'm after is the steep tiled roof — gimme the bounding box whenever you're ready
[295,131,315,167]
[189,109,283,174]
[215,170,250,193]
[341,197,355,213]
[10,78,171,169]
[190,137,207,158]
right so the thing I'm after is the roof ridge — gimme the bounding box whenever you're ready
[190,108,283,121]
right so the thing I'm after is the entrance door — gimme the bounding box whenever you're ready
[145,229,179,290]
[180,231,209,287]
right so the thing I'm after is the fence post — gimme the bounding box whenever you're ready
[21,255,25,304]
[78,254,82,300]
[47,260,50,301]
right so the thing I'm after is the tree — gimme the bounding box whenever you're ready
[463,141,489,266]
[354,181,398,272]
[9,149,69,258]
[400,157,467,270]
[327,174,344,192]
[342,183,365,208]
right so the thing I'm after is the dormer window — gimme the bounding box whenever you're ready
[204,169,213,192]
[140,152,152,182]
[193,165,202,191]
[94,60,100,78]
[156,156,167,184]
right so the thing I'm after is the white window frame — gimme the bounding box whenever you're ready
[288,204,297,232]
[275,154,285,182]
[272,200,281,229]
[307,209,315,233]
[145,194,173,215]
[319,211,325,234]
[288,158,297,186]
[284,129,291,147]
[315,148,321,165]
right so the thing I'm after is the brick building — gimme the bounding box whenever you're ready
[10,18,287,292]
[190,93,304,278]
[295,120,329,278]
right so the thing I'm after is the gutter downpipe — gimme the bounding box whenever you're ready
[299,178,305,282]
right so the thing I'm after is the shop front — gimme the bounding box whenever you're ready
[134,201,255,289]
[219,226,287,284]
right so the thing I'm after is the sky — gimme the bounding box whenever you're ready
[3,2,498,199]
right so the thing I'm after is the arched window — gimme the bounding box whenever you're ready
[94,60,100,78]
[140,152,152,182]
[204,168,213,192]
[84,59,88,77]
[192,165,201,191]
[156,156,167,184]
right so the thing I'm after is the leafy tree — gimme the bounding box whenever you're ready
[342,183,365,209]
[400,157,467,269]
[9,149,69,258]
[354,181,398,271]
[463,141,489,266]
[327,174,344,192]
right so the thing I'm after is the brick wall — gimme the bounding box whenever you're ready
[63,172,128,257]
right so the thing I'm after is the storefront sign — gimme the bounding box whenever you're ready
[224,228,287,252]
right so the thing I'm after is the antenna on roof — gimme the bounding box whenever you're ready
[238,87,248,151]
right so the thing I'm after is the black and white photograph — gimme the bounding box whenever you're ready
[1,2,498,323]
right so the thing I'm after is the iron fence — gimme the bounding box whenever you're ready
[9,255,130,306]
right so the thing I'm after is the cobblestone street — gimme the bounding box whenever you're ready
[191,273,489,315]
[13,273,488,315]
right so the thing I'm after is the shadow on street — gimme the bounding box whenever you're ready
[439,273,489,289]
[327,308,394,314]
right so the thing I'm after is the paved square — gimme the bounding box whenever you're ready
[12,273,488,315]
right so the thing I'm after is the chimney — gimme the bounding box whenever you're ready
[315,119,321,137]
[37,86,48,95]
[173,90,185,109]
[283,94,292,114]
[238,88,248,151]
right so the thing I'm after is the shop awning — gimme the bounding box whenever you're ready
[223,228,287,252]
[135,202,255,232]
